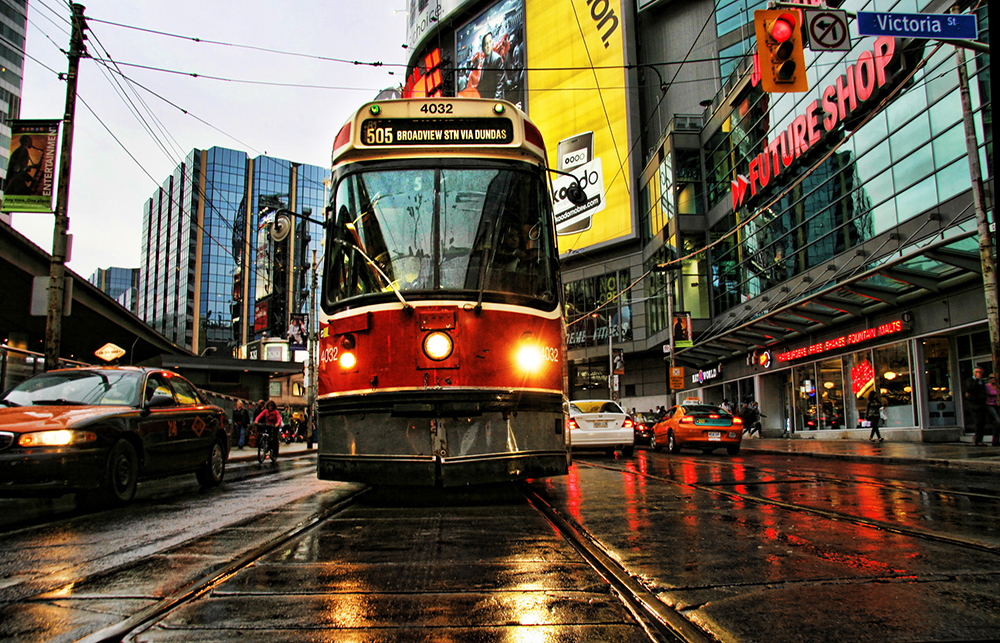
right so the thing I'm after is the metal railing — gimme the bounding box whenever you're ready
[0,345,90,392]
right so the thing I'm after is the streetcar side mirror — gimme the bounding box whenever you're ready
[547,167,588,206]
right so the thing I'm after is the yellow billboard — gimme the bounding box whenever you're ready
[525,0,632,254]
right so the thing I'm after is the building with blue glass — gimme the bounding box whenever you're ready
[88,266,139,312]
[137,148,326,356]
[0,0,28,226]
[402,0,991,440]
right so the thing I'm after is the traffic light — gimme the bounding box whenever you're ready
[755,10,808,93]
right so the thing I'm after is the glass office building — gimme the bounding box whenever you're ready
[0,0,27,226]
[88,267,139,311]
[137,148,326,355]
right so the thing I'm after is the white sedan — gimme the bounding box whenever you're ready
[565,399,635,457]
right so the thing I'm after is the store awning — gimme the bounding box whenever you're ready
[674,230,983,368]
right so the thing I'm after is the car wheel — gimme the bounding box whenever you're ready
[81,439,138,507]
[197,438,226,487]
[622,445,635,457]
[727,444,741,455]
[650,434,661,452]
[668,431,681,454]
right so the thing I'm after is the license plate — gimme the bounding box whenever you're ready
[594,420,607,428]
[707,431,721,441]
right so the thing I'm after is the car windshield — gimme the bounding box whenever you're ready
[1,371,141,407]
[570,401,624,414]
[682,405,730,416]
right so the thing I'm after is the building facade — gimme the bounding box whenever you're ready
[404,0,991,441]
[137,148,326,356]
[88,266,139,308]
[0,0,27,226]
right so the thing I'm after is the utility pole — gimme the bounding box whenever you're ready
[307,249,318,444]
[952,6,998,380]
[44,3,86,370]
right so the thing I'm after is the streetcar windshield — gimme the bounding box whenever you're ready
[327,166,557,304]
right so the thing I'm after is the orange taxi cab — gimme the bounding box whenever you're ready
[651,400,743,455]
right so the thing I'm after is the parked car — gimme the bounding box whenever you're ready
[632,411,657,447]
[0,367,230,505]
[651,403,743,455]
[566,399,635,456]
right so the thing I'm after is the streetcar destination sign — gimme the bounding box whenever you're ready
[360,118,514,146]
[856,11,978,40]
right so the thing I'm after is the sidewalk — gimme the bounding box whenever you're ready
[740,436,1000,472]
[228,440,316,463]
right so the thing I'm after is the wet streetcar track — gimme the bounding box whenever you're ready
[67,483,708,643]
[578,459,1000,555]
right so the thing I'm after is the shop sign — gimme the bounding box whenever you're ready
[691,364,723,384]
[775,318,908,363]
[733,36,897,210]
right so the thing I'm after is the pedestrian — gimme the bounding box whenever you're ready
[720,399,733,415]
[985,374,1000,446]
[232,401,250,449]
[749,401,765,437]
[741,401,760,437]
[963,367,989,445]
[865,390,884,442]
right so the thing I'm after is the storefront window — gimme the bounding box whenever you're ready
[874,342,914,427]
[793,364,817,430]
[845,350,875,429]
[924,337,956,426]
[817,358,845,430]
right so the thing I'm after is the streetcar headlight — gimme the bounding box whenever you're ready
[340,352,357,369]
[18,430,97,447]
[423,331,453,361]
[515,344,543,373]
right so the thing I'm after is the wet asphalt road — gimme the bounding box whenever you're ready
[2,448,1000,642]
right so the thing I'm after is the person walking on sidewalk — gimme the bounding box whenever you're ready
[984,374,1000,446]
[964,367,990,445]
[232,401,250,449]
[749,401,765,437]
[865,390,884,442]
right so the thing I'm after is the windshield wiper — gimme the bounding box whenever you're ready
[0,399,20,407]
[31,399,85,406]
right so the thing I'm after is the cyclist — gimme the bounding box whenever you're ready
[254,400,283,462]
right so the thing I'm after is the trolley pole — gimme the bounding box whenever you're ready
[308,250,318,435]
[44,3,86,370]
[952,6,999,380]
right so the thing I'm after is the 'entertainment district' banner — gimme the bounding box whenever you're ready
[2,120,59,213]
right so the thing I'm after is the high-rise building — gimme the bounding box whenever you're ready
[0,0,28,226]
[88,266,139,312]
[402,0,992,441]
[137,148,326,355]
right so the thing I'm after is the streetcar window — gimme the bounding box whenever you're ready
[327,167,556,304]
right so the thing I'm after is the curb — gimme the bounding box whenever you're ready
[740,445,1000,473]
[228,446,317,464]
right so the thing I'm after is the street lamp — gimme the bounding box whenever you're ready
[591,311,614,399]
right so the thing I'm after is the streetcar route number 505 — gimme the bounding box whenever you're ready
[365,126,393,145]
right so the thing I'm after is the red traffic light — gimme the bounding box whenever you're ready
[770,14,795,42]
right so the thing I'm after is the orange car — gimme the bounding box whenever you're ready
[651,403,743,455]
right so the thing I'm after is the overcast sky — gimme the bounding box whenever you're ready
[14,0,406,278]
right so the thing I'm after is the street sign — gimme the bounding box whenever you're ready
[95,342,126,362]
[804,10,851,52]
[856,11,978,40]
[669,367,685,390]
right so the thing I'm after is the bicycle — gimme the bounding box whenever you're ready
[256,423,279,464]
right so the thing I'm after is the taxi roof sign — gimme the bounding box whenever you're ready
[95,343,126,362]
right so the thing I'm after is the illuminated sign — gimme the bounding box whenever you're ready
[402,48,444,99]
[850,359,876,398]
[359,118,514,147]
[776,319,906,363]
[732,36,897,210]
[691,363,723,384]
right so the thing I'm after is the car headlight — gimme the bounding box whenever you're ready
[423,331,453,361]
[18,430,97,447]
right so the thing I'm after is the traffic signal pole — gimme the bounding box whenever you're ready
[44,3,86,370]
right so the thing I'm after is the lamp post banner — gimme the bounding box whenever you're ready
[2,120,60,213]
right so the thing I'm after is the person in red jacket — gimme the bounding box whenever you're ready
[255,400,283,457]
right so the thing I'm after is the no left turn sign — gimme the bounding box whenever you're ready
[804,9,852,52]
